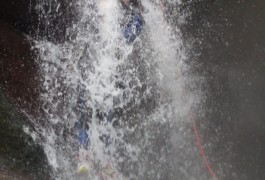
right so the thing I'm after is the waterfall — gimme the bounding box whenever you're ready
[29,0,206,179]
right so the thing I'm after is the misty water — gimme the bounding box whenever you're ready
[21,0,208,179]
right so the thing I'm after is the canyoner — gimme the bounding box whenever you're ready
[73,1,145,179]
[74,0,145,179]
[36,0,190,179]
[74,88,120,179]
[74,1,156,179]
[119,0,145,43]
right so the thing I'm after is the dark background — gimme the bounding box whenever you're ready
[183,0,265,179]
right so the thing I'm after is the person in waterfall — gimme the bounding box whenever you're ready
[120,0,145,43]
[74,89,93,175]
[75,89,117,177]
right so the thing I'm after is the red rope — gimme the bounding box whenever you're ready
[192,121,218,179]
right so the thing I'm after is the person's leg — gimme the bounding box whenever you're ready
[79,128,90,149]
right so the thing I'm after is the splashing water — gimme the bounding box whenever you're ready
[28,0,207,179]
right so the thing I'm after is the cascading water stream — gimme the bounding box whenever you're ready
[26,0,207,179]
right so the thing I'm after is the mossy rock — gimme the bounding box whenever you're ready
[0,90,51,179]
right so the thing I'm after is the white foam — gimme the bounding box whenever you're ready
[31,0,200,179]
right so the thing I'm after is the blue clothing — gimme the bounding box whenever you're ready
[124,14,144,43]
[76,88,116,149]
[79,128,90,149]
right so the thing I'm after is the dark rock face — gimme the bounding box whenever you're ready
[0,0,79,178]
[0,91,51,180]
[182,0,265,179]
[0,22,50,179]
[0,0,77,43]
[0,21,41,116]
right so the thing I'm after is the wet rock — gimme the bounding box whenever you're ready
[0,21,41,116]
[0,90,51,180]
[0,21,51,179]
[0,0,77,43]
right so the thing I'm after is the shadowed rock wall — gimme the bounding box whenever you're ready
[0,90,51,180]
[0,0,77,43]
[182,0,265,179]
[0,21,41,116]
[0,21,50,179]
